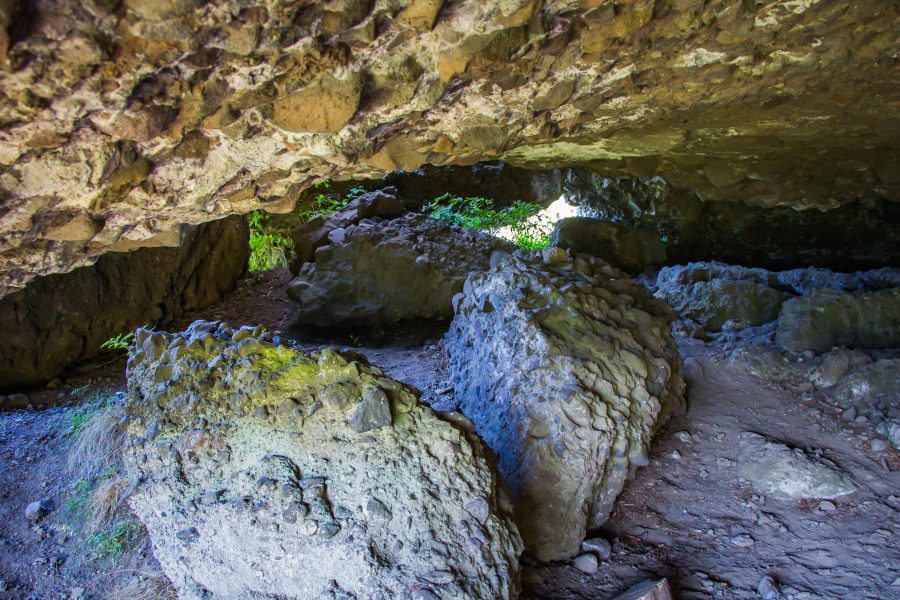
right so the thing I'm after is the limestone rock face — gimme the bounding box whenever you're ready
[776,288,900,352]
[551,217,666,275]
[123,321,522,600]
[1,0,898,295]
[0,216,247,392]
[288,214,513,327]
[444,250,685,561]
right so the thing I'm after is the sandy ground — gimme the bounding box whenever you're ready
[1,270,897,599]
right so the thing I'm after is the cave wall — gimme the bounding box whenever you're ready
[0,215,248,392]
[564,171,900,272]
[0,0,898,296]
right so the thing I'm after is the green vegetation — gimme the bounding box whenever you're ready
[248,210,295,272]
[91,521,145,560]
[312,185,366,217]
[100,324,152,352]
[246,185,368,272]
[100,331,135,351]
[425,193,553,250]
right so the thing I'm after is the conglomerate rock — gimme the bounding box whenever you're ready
[0,215,247,391]
[288,213,514,327]
[1,0,898,295]
[445,249,685,560]
[122,320,522,600]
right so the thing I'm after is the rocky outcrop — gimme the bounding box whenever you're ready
[0,216,247,392]
[287,187,405,273]
[776,288,900,352]
[123,321,523,599]
[288,214,513,327]
[551,217,665,275]
[564,173,900,272]
[656,262,900,335]
[1,0,898,294]
[445,249,685,560]
[655,263,787,332]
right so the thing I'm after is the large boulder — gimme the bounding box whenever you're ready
[654,263,787,332]
[288,214,514,327]
[551,217,666,275]
[776,288,900,352]
[288,188,405,273]
[123,321,522,599]
[444,250,685,561]
[0,216,248,392]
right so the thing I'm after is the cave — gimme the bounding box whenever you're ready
[0,1,898,599]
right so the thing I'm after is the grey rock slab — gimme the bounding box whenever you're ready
[737,432,856,500]
[612,578,673,600]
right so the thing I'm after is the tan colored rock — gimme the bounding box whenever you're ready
[271,75,361,134]
[0,0,898,296]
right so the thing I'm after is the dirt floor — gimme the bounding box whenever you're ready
[1,270,898,599]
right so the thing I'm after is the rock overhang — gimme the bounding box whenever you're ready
[0,0,898,295]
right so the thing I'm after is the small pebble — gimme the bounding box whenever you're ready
[730,534,755,547]
[573,553,599,574]
[581,537,611,560]
[818,500,836,511]
[871,439,888,452]
[757,575,780,600]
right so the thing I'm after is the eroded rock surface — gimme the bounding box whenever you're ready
[656,262,900,336]
[737,432,856,501]
[776,288,900,353]
[123,321,522,599]
[445,249,685,560]
[551,217,665,275]
[1,0,898,294]
[288,214,513,327]
[0,216,248,391]
[655,263,787,332]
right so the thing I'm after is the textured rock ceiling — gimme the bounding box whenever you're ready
[0,0,898,296]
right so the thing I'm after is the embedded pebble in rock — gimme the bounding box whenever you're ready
[757,575,780,600]
[24,500,50,522]
[572,553,599,574]
[122,320,522,600]
[445,250,685,560]
[288,214,514,327]
[581,537,612,560]
[611,579,673,600]
[871,439,888,453]
[737,432,856,501]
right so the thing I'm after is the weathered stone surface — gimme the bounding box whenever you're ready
[287,187,405,273]
[655,263,787,332]
[737,432,856,501]
[551,217,665,275]
[0,216,247,392]
[445,250,685,560]
[1,0,898,295]
[123,321,522,599]
[564,174,900,272]
[288,214,513,327]
[776,288,900,353]
[612,579,673,600]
